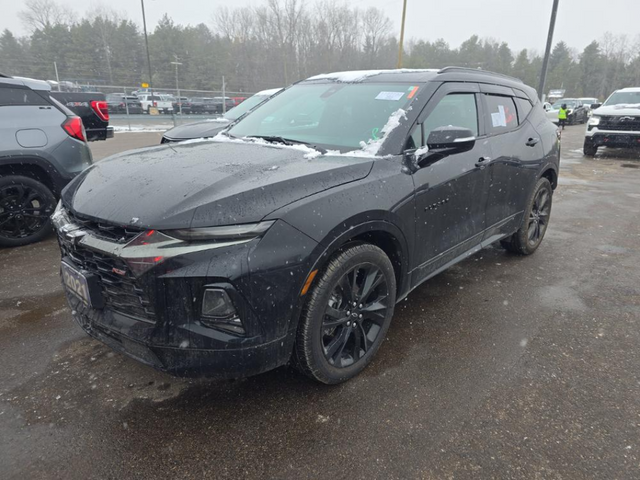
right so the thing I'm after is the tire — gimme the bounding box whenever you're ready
[293,244,397,384]
[584,141,598,156]
[500,177,553,255]
[0,175,56,248]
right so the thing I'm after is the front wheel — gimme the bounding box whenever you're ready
[584,140,598,156]
[294,244,397,384]
[500,177,553,255]
[0,175,56,248]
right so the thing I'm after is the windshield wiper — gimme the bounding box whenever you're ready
[246,135,326,153]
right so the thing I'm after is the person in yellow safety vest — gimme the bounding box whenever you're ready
[558,104,568,130]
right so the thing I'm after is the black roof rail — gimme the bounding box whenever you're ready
[437,66,524,84]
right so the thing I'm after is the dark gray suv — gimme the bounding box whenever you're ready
[0,75,92,247]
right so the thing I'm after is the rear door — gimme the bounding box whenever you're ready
[479,88,544,241]
[410,82,492,284]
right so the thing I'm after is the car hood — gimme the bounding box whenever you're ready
[593,104,640,116]
[63,140,374,230]
[163,120,230,141]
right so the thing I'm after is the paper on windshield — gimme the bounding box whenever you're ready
[375,91,405,101]
[491,105,507,127]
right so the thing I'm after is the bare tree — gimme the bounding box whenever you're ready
[19,0,72,31]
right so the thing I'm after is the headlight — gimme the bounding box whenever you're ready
[588,115,601,126]
[163,221,275,242]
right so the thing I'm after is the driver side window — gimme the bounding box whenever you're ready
[423,93,479,140]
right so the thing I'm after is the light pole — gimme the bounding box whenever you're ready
[396,0,408,69]
[538,0,560,101]
[171,58,183,115]
[141,0,153,94]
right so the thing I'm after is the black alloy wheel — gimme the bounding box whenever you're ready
[500,177,553,255]
[294,244,397,384]
[0,176,56,247]
[527,187,551,246]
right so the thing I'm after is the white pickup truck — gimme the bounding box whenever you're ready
[584,88,640,156]
[137,93,173,114]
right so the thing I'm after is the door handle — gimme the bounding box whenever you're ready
[475,156,491,168]
[526,137,540,147]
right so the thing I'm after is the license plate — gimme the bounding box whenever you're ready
[61,261,103,308]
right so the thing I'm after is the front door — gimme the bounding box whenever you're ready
[410,83,492,285]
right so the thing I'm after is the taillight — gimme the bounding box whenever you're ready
[153,101,157,107]
[91,100,109,122]
[62,116,86,142]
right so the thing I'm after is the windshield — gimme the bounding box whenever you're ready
[228,82,419,150]
[604,91,640,106]
[225,94,271,120]
[552,100,577,109]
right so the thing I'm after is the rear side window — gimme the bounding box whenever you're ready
[484,94,518,134]
[0,86,49,107]
[515,97,533,122]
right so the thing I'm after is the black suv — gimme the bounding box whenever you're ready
[53,68,559,384]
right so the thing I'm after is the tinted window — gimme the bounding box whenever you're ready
[0,86,49,107]
[423,93,478,139]
[515,97,533,122]
[484,94,518,134]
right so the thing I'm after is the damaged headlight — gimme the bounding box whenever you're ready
[163,221,275,242]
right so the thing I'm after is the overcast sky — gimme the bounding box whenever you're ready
[0,0,638,54]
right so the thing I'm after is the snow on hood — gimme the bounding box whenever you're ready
[179,133,324,159]
[612,104,640,110]
[307,69,437,83]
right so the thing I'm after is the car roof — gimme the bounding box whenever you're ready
[0,75,51,91]
[615,87,640,93]
[301,67,536,99]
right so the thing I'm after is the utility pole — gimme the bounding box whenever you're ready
[538,0,560,101]
[222,76,226,115]
[396,0,408,69]
[171,57,183,115]
[140,0,153,94]
[53,61,61,91]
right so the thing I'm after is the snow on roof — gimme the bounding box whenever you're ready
[256,88,283,96]
[617,87,640,92]
[306,69,438,83]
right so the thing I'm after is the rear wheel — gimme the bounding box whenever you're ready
[0,175,56,247]
[294,244,397,384]
[500,178,553,255]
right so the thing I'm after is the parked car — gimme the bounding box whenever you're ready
[0,74,93,247]
[190,97,218,114]
[106,93,143,114]
[212,96,237,113]
[584,87,640,156]
[53,67,559,384]
[173,96,192,114]
[161,88,283,143]
[546,98,589,125]
[137,93,173,114]
[579,97,599,116]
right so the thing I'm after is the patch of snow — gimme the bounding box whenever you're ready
[209,133,323,159]
[307,69,438,83]
[112,125,168,133]
[205,118,231,123]
[415,145,429,157]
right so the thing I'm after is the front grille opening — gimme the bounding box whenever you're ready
[67,209,142,244]
[59,236,156,322]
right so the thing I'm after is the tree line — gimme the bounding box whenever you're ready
[1,0,639,99]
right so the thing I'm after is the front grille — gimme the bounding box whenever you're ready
[67,209,142,244]
[58,235,156,322]
[599,116,640,132]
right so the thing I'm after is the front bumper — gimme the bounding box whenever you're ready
[55,213,319,378]
[585,130,640,149]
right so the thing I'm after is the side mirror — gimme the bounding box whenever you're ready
[591,103,602,110]
[406,126,476,171]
